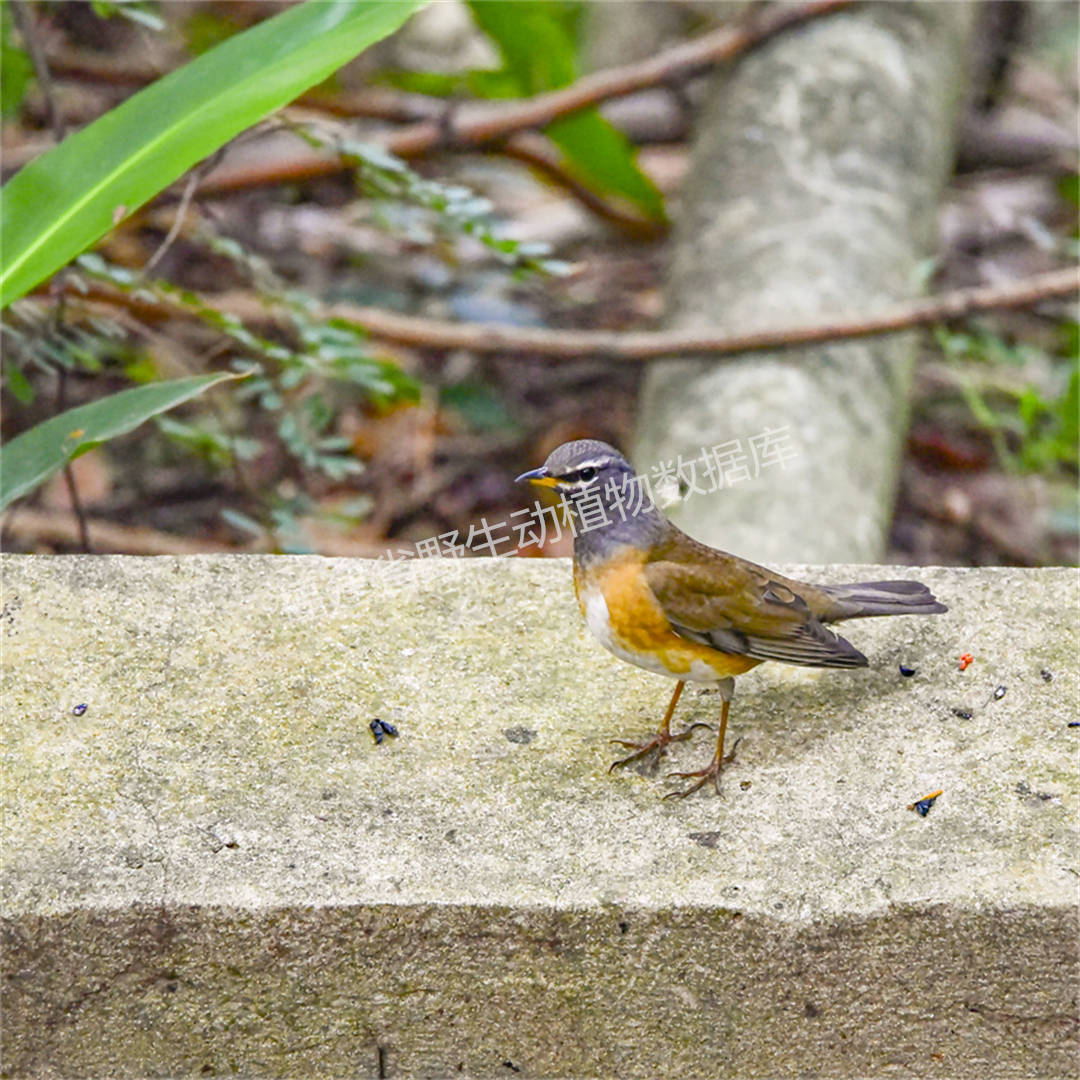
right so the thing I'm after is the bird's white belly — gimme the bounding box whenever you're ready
[583,588,718,683]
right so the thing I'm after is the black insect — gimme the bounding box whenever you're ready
[899,664,917,677]
[1040,669,1053,682]
[369,718,399,745]
[993,685,1006,700]
[951,708,972,720]
[72,703,88,717]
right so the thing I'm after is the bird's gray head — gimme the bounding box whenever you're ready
[516,439,666,559]
[515,439,634,498]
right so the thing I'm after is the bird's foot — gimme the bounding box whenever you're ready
[663,738,741,799]
[608,721,714,772]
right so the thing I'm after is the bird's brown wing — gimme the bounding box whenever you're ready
[643,532,868,669]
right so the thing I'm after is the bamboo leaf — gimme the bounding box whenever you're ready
[0,373,241,511]
[0,0,426,308]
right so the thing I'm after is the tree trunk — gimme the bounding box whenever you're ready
[634,2,976,563]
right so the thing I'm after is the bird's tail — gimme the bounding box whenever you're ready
[819,579,947,621]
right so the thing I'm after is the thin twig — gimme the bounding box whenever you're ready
[499,132,665,238]
[64,267,1080,361]
[142,170,200,276]
[55,362,93,552]
[142,144,233,275]
[11,1,66,141]
[0,507,239,555]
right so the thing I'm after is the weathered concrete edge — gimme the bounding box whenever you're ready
[3,900,1078,1080]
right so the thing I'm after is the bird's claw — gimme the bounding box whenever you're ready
[607,722,714,772]
[662,737,741,799]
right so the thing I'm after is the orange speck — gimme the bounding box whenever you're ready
[958,653,974,671]
[68,428,85,439]
[907,789,944,811]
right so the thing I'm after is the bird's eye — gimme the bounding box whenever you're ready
[578,466,598,482]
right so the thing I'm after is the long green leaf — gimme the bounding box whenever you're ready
[0,373,240,511]
[0,0,426,308]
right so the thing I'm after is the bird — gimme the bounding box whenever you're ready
[516,439,947,798]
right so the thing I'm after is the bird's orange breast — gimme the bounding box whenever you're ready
[574,547,760,682]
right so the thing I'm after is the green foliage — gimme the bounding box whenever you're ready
[934,323,1079,474]
[181,8,241,56]
[155,415,260,470]
[383,1,665,224]
[0,0,427,307]
[0,5,34,119]
[325,135,572,276]
[89,1,165,32]
[75,247,420,482]
[0,373,241,511]
[440,381,519,434]
[468,0,665,223]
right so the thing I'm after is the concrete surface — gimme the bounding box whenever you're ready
[635,2,975,563]
[1,555,1077,1078]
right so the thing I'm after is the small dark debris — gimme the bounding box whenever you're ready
[907,790,943,817]
[1041,668,1053,682]
[164,982,178,994]
[502,1062,521,1073]
[951,708,973,720]
[689,830,723,849]
[503,726,537,745]
[72,703,88,716]
[739,780,752,791]
[1015,781,1059,802]
[804,1001,820,1018]
[618,920,629,934]
[899,664,917,677]
[370,718,398,745]
[993,685,1007,700]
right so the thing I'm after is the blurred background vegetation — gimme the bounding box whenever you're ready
[1,0,1076,564]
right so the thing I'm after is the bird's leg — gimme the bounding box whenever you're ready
[665,677,739,798]
[608,681,713,771]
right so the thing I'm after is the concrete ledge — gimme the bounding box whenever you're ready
[2,556,1077,1077]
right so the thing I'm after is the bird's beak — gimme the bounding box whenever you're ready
[515,466,558,488]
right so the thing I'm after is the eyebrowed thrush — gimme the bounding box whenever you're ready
[517,439,947,798]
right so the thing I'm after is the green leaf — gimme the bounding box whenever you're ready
[468,1,577,93]
[5,365,35,406]
[0,5,34,119]
[90,1,166,33]
[465,0,664,223]
[440,381,518,433]
[548,111,666,223]
[0,0,427,308]
[0,372,241,511]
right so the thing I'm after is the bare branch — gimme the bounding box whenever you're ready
[195,0,855,196]
[67,268,1079,361]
